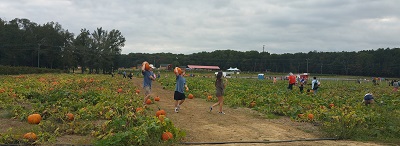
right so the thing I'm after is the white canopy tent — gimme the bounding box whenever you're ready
[227,67,240,72]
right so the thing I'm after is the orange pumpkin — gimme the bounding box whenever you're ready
[162,131,173,141]
[66,113,74,121]
[207,95,212,100]
[174,67,182,75]
[250,101,256,108]
[23,132,37,141]
[329,103,335,108]
[188,94,194,99]
[154,96,160,101]
[27,114,42,124]
[117,88,123,93]
[143,62,150,70]
[145,99,152,105]
[308,113,314,120]
[158,114,166,122]
[136,107,144,113]
[156,109,166,117]
[135,89,140,94]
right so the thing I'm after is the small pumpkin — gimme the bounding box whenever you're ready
[308,113,314,120]
[23,132,37,141]
[145,99,152,105]
[207,95,212,100]
[154,96,160,101]
[66,113,74,121]
[27,114,42,124]
[117,88,123,93]
[250,101,256,108]
[158,114,166,122]
[135,89,140,94]
[136,107,144,113]
[188,94,194,99]
[329,103,335,108]
[162,131,173,141]
[156,109,166,117]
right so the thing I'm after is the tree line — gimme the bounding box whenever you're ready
[0,18,125,74]
[119,49,400,77]
[1,18,399,77]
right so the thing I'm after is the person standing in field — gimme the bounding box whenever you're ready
[142,61,155,107]
[174,67,189,113]
[210,71,228,114]
[287,73,296,90]
[311,77,320,94]
[273,77,277,84]
[299,77,305,93]
[393,80,399,92]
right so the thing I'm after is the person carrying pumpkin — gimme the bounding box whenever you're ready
[173,67,189,113]
[142,61,155,107]
[210,71,228,115]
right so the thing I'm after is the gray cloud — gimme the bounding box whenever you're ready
[2,0,399,54]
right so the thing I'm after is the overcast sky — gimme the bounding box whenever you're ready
[1,0,399,54]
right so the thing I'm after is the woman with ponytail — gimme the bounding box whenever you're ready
[210,71,228,114]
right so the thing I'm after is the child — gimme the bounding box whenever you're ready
[299,78,304,93]
[173,67,189,113]
[142,61,155,107]
[210,71,228,114]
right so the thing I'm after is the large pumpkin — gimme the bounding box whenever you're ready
[174,67,182,75]
[23,132,37,141]
[143,62,150,70]
[27,114,42,124]
[162,131,173,141]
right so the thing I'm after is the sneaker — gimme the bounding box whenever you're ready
[219,111,225,115]
[174,107,179,113]
[209,106,213,112]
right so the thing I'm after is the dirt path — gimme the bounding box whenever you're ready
[133,77,382,146]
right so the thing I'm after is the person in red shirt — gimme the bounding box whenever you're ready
[287,73,296,90]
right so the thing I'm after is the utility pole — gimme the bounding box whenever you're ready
[263,45,265,53]
[320,63,323,74]
[306,58,310,73]
[37,44,41,68]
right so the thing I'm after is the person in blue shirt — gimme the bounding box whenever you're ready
[142,61,155,107]
[363,93,374,106]
[174,67,189,113]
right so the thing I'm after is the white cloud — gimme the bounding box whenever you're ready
[2,0,399,54]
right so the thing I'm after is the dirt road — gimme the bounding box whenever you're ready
[133,77,381,146]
